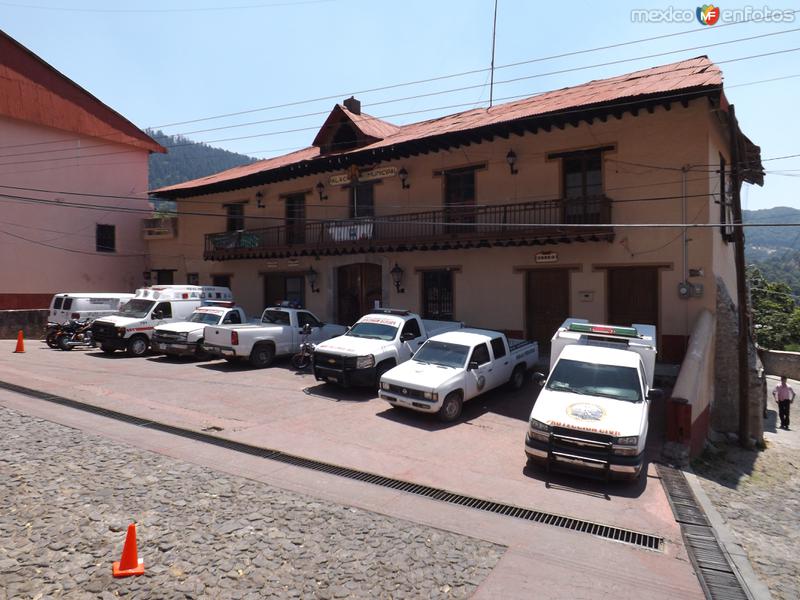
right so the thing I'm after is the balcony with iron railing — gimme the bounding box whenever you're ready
[203,196,614,260]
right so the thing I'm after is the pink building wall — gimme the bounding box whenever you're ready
[0,115,151,308]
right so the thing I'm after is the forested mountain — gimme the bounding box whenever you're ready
[146,129,255,190]
[744,207,800,297]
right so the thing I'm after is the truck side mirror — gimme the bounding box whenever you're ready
[468,361,479,371]
[646,388,664,401]
[532,372,546,387]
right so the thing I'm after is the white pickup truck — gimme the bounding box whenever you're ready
[203,306,347,368]
[151,303,248,359]
[525,319,662,480]
[379,329,539,422]
[312,308,463,387]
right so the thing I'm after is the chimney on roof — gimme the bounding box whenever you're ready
[343,96,361,115]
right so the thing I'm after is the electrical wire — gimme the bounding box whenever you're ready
[0,0,336,13]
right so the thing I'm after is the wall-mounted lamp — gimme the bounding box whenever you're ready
[398,167,410,189]
[307,266,320,293]
[316,181,328,202]
[390,263,405,293]
[255,190,265,208]
[506,150,518,175]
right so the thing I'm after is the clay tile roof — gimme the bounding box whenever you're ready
[153,56,726,196]
[0,29,164,154]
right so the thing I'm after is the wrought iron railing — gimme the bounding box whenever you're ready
[204,196,611,257]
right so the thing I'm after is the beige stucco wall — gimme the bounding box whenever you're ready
[0,115,150,298]
[149,99,738,347]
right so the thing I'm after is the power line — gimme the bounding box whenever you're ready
[0,0,336,13]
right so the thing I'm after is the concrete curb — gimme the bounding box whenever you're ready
[683,467,772,600]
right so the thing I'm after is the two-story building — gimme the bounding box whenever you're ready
[0,30,164,310]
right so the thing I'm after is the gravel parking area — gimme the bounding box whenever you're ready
[692,377,800,600]
[0,405,503,599]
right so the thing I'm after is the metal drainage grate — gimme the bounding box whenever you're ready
[1,379,664,552]
[656,464,750,600]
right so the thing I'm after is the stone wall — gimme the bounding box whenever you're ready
[0,310,48,339]
[759,349,800,381]
[712,278,765,444]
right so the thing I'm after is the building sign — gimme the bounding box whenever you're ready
[535,251,558,264]
[329,166,398,186]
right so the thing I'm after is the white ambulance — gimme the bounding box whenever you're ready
[91,285,232,357]
[48,292,134,324]
[525,319,661,480]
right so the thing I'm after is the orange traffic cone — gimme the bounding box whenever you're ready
[13,330,24,353]
[112,523,145,578]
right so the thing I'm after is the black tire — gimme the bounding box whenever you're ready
[46,331,60,349]
[375,360,395,385]
[57,335,73,351]
[508,365,527,391]
[291,353,310,370]
[126,335,149,357]
[100,344,116,354]
[249,343,275,368]
[438,391,463,423]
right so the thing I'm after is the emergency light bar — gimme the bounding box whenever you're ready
[567,322,640,338]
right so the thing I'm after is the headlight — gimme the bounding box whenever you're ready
[615,436,639,446]
[423,392,439,401]
[530,419,551,432]
[178,332,189,341]
[116,327,126,337]
[381,381,390,391]
[356,354,375,369]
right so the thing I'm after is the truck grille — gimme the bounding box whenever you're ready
[91,322,118,340]
[387,384,428,401]
[313,352,357,370]
[551,427,613,457]
[152,330,182,344]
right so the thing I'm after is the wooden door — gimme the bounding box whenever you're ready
[607,267,659,327]
[526,269,570,353]
[444,168,476,234]
[337,263,382,325]
[285,193,306,245]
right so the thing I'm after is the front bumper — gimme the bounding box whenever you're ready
[379,390,440,412]
[152,340,198,356]
[94,336,129,350]
[313,363,377,387]
[524,435,643,478]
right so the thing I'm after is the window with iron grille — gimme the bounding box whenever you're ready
[349,182,375,218]
[212,274,231,289]
[96,224,116,253]
[186,273,199,285]
[154,270,174,285]
[421,270,454,320]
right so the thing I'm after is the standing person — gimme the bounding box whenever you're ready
[773,376,796,430]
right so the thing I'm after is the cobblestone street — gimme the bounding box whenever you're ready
[693,376,800,600]
[0,406,503,599]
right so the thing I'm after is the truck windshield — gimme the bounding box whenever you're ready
[187,312,222,325]
[546,359,642,402]
[117,300,155,319]
[413,341,469,368]
[262,310,290,325]
[346,322,398,341]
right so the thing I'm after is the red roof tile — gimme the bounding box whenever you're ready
[0,29,164,154]
[154,56,722,195]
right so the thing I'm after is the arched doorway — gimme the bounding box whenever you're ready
[337,263,382,325]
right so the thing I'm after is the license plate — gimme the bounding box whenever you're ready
[154,343,165,350]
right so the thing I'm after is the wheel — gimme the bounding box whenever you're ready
[291,353,310,370]
[100,344,116,354]
[126,335,149,357]
[249,343,275,368]
[508,366,527,391]
[438,391,463,423]
[374,360,395,385]
[57,335,74,351]
[46,331,60,349]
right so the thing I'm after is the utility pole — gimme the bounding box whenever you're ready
[489,0,498,108]
[729,104,752,448]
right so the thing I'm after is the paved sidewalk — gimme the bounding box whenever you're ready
[0,405,502,599]
[693,375,800,600]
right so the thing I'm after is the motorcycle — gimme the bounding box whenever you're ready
[44,321,63,348]
[291,323,316,370]
[56,319,95,351]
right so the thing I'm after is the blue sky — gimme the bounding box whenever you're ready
[2,0,799,211]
